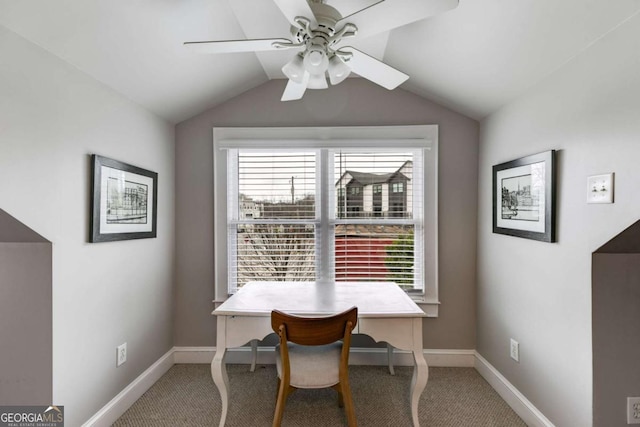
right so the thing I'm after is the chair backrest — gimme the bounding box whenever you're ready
[271,307,358,346]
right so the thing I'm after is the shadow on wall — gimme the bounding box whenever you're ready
[0,208,52,405]
[592,219,640,426]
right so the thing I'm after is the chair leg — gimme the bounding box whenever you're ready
[273,381,295,427]
[332,382,356,425]
[341,381,357,427]
[333,384,344,407]
[273,379,287,427]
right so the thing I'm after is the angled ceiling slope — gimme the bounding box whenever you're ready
[188,0,458,102]
[1,0,639,123]
[0,209,49,243]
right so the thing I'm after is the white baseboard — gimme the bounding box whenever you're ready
[423,349,476,367]
[85,347,549,427]
[82,349,174,427]
[172,346,476,368]
[475,352,555,427]
[173,346,216,364]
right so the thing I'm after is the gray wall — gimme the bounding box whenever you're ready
[592,252,640,427]
[0,26,175,426]
[175,78,479,349]
[478,12,640,427]
[0,209,52,405]
[0,243,52,405]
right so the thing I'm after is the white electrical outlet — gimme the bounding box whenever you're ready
[628,397,640,424]
[116,343,127,367]
[510,338,519,362]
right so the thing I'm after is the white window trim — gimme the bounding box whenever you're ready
[213,125,439,317]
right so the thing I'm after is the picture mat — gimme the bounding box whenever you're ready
[496,162,546,233]
[99,165,154,234]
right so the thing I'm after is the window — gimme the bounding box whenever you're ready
[214,126,439,316]
[392,182,404,193]
[334,151,419,285]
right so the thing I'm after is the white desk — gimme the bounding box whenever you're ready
[211,281,428,426]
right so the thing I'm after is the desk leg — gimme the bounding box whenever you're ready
[250,339,258,372]
[387,343,395,376]
[409,319,428,427]
[212,316,230,427]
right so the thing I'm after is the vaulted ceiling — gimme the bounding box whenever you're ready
[1,0,638,124]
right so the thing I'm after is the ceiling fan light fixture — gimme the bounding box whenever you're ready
[303,46,329,75]
[282,54,305,84]
[328,54,350,85]
[307,73,328,90]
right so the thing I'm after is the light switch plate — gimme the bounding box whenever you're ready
[587,173,614,204]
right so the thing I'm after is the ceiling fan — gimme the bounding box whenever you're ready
[185,0,459,101]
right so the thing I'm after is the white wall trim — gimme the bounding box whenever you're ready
[85,347,552,426]
[423,349,476,367]
[475,352,555,427]
[81,349,174,427]
[213,125,440,310]
[173,346,217,364]
[173,346,475,367]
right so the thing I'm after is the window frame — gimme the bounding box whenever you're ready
[213,126,439,316]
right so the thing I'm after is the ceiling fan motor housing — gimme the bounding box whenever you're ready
[310,1,341,35]
[290,1,347,86]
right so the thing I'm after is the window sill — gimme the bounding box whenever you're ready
[215,294,440,317]
[410,296,440,317]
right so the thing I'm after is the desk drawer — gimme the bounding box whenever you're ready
[222,315,272,348]
[357,317,418,351]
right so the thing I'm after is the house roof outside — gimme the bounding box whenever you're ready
[343,170,395,186]
[336,160,413,187]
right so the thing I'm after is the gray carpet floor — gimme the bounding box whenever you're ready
[113,364,526,426]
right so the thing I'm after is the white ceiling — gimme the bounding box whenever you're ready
[1,0,639,124]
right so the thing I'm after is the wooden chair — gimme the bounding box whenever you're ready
[271,307,358,427]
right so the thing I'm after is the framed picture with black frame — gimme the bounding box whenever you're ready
[492,150,556,242]
[90,155,158,242]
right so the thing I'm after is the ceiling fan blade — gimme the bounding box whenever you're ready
[184,38,294,54]
[340,47,408,90]
[337,0,459,41]
[273,0,318,27]
[281,72,310,101]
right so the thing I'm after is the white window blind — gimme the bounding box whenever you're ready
[225,148,424,293]
[213,126,439,315]
[227,150,318,288]
[330,150,423,290]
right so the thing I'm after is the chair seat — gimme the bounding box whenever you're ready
[275,342,342,389]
